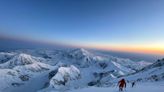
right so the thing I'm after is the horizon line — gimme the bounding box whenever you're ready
[0,34,164,56]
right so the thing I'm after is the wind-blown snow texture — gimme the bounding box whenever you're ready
[0,48,163,92]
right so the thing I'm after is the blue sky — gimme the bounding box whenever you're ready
[0,0,164,54]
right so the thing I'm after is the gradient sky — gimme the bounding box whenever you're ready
[0,0,164,55]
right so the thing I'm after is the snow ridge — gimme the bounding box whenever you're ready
[0,48,162,92]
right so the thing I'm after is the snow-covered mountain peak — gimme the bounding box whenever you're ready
[0,53,41,69]
[58,65,80,76]
[69,48,92,57]
[9,53,36,65]
[64,48,97,67]
[49,65,81,89]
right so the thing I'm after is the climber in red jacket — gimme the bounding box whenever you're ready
[118,78,126,91]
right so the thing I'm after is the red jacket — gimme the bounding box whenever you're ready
[118,79,126,88]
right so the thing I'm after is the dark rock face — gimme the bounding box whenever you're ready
[19,75,30,81]
[153,59,164,67]
[149,75,159,81]
[0,53,15,64]
[40,53,52,59]
[52,79,67,86]
[93,70,115,79]
[11,83,24,87]
[43,82,50,88]
[7,71,16,76]
[0,57,11,64]
[98,62,108,69]
[88,81,98,86]
[49,69,58,79]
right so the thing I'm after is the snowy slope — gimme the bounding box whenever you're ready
[122,58,164,82]
[38,82,164,92]
[0,53,53,92]
[137,61,152,67]
[0,69,22,91]
[37,48,147,92]
[68,82,164,92]
[0,48,161,92]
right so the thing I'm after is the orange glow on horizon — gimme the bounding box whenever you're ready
[85,44,164,55]
[107,47,164,55]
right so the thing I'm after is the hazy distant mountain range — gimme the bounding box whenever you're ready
[0,48,163,92]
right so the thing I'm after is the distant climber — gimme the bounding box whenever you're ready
[118,78,126,91]
[131,81,136,87]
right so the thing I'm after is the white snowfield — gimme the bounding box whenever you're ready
[0,48,163,92]
[68,82,164,92]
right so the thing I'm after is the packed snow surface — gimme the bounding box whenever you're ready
[68,82,164,92]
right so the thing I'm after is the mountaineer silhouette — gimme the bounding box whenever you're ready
[132,81,136,87]
[118,78,126,91]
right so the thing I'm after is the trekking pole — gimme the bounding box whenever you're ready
[124,87,127,92]
[114,84,119,92]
